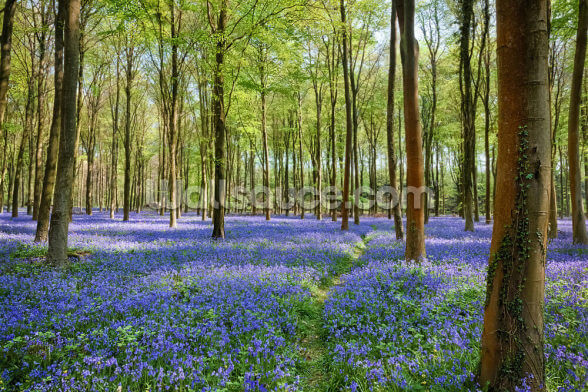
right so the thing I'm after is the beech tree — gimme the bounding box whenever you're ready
[567,0,587,244]
[0,0,16,214]
[36,0,65,242]
[47,0,81,265]
[386,0,403,239]
[397,0,425,261]
[480,0,551,389]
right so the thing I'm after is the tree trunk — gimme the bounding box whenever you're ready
[567,0,588,244]
[387,0,404,239]
[0,0,16,214]
[340,0,353,231]
[460,0,475,232]
[110,55,120,220]
[33,31,48,220]
[480,1,550,389]
[297,92,305,219]
[397,0,425,261]
[167,5,180,228]
[259,46,271,221]
[36,0,64,242]
[327,38,338,222]
[212,4,227,239]
[47,0,81,265]
[123,45,134,222]
[13,80,35,218]
[483,0,491,225]
[314,84,322,220]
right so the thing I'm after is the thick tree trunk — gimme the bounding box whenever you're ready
[387,0,404,240]
[397,0,425,261]
[568,0,588,244]
[47,0,81,265]
[36,0,64,242]
[480,0,550,389]
[340,0,353,231]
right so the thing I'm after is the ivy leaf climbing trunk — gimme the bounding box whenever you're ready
[480,0,551,390]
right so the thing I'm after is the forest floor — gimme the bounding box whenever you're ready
[0,212,586,391]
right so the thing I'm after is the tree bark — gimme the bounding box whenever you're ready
[340,0,353,231]
[480,0,550,389]
[110,53,120,220]
[567,0,588,244]
[387,0,404,240]
[33,22,48,220]
[123,44,134,222]
[13,77,36,217]
[36,0,64,242]
[297,92,305,219]
[211,3,227,239]
[460,0,475,232]
[259,45,271,221]
[397,0,425,261]
[0,0,16,214]
[47,0,81,265]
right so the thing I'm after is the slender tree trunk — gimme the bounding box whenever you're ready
[85,131,95,215]
[483,0,491,225]
[314,86,322,220]
[297,92,305,219]
[327,39,338,222]
[123,45,134,222]
[568,0,588,244]
[397,0,425,261]
[480,0,550,389]
[0,0,16,214]
[340,0,353,231]
[259,46,271,221]
[460,0,475,232]
[583,92,588,215]
[387,0,404,239]
[167,5,180,228]
[110,55,120,220]
[47,0,81,265]
[13,80,35,218]
[33,34,48,220]
[36,0,64,241]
